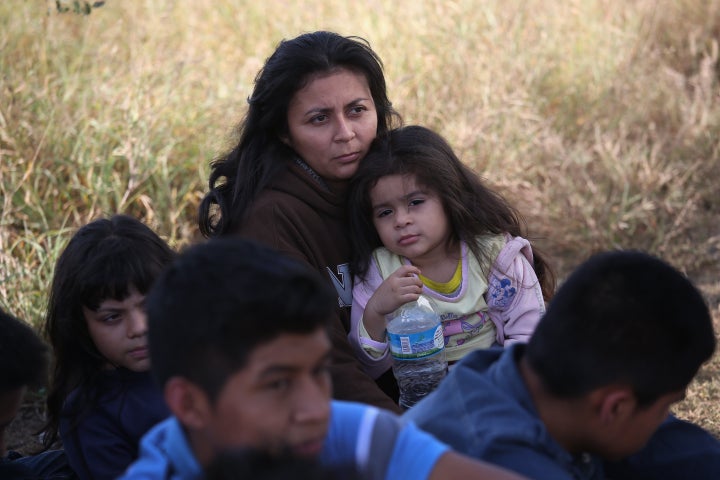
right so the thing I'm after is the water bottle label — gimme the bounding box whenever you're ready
[387,324,444,360]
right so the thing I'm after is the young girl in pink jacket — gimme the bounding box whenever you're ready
[347,125,555,379]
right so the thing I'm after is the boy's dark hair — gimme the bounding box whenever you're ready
[526,250,716,406]
[199,30,402,237]
[205,449,359,480]
[0,307,48,393]
[348,125,554,299]
[146,238,336,402]
[43,214,175,448]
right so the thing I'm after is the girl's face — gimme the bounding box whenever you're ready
[369,174,453,268]
[284,68,377,185]
[83,285,150,372]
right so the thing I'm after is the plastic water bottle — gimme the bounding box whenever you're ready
[386,295,448,410]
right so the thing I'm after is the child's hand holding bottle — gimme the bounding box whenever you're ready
[363,265,423,341]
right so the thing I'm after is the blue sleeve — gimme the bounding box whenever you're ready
[320,401,366,469]
[384,421,448,480]
[321,401,447,480]
[604,415,720,479]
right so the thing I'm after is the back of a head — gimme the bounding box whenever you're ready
[526,250,715,405]
[0,307,48,393]
[146,238,336,401]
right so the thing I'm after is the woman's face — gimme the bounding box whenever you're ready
[284,68,378,184]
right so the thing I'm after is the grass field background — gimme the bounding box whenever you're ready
[1,0,719,435]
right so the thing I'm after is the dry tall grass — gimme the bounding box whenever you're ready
[1,0,719,434]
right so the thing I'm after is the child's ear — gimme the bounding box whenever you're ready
[164,376,213,429]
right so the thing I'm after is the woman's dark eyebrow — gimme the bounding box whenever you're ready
[347,96,371,105]
[302,97,370,117]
